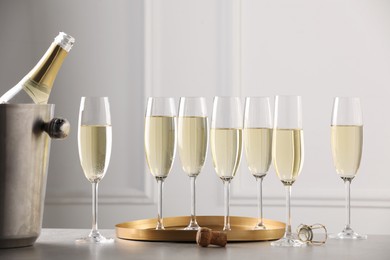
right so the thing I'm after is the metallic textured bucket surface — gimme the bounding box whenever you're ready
[0,104,54,248]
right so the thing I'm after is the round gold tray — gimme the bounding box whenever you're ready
[115,216,285,242]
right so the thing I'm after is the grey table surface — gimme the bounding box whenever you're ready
[0,229,389,260]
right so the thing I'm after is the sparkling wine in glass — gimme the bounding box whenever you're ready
[144,97,177,230]
[243,97,272,230]
[77,97,113,243]
[210,96,243,231]
[271,95,305,247]
[329,97,367,240]
[178,97,208,230]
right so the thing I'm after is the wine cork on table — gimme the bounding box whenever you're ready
[196,227,227,247]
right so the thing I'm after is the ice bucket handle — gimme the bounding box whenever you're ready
[41,118,70,139]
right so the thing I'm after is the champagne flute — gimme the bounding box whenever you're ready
[144,97,177,230]
[329,97,367,239]
[243,97,272,230]
[271,95,305,247]
[210,96,243,231]
[178,97,208,230]
[77,97,113,243]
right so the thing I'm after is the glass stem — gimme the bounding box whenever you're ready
[285,185,292,239]
[156,178,165,230]
[91,182,99,235]
[344,178,351,230]
[256,176,264,227]
[223,179,231,231]
[190,176,197,225]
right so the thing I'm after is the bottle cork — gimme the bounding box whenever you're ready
[196,227,227,247]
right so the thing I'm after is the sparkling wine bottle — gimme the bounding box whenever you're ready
[0,32,75,104]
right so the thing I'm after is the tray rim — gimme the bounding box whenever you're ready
[116,215,285,242]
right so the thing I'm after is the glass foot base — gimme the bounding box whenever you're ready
[271,237,306,247]
[329,227,367,240]
[184,221,200,230]
[254,223,266,230]
[155,221,165,230]
[76,231,114,244]
[223,224,231,231]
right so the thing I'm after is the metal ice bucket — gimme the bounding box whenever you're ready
[0,104,69,248]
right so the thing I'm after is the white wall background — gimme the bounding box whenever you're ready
[0,0,389,235]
